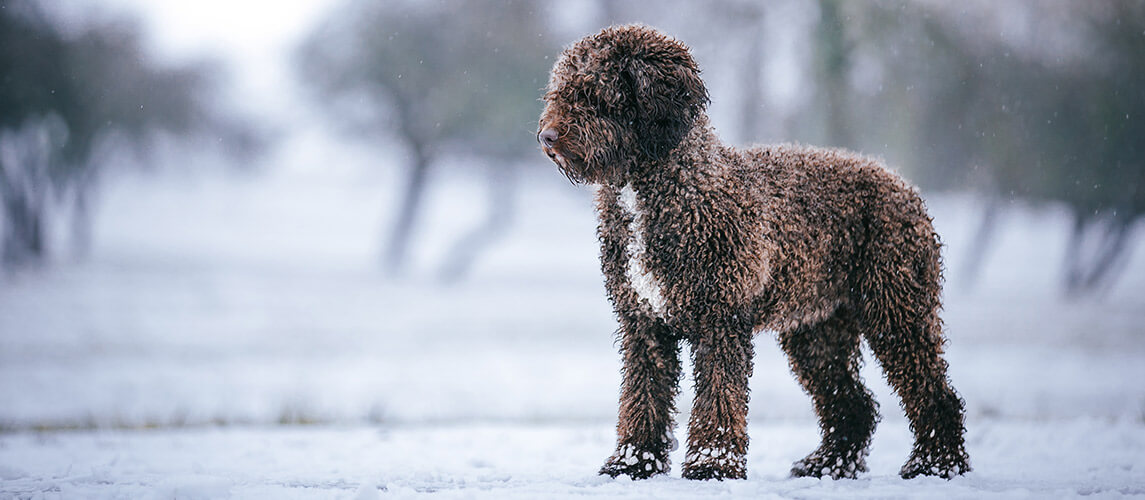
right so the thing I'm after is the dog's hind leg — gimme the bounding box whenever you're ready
[600,317,682,479]
[863,303,970,479]
[779,307,879,479]
[858,242,970,479]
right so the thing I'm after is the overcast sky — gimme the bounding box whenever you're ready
[88,0,334,125]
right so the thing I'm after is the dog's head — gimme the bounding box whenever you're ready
[538,24,709,185]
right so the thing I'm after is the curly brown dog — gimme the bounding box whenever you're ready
[538,24,970,481]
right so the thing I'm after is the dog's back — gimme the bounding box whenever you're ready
[729,143,938,335]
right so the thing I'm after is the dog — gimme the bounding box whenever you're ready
[538,24,970,480]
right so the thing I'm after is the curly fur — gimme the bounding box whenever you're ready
[538,24,970,481]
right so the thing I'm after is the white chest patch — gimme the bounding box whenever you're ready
[619,183,668,317]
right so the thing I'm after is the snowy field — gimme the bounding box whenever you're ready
[2,166,1144,498]
[3,421,1143,498]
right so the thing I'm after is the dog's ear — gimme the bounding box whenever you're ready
[620,40,710,161]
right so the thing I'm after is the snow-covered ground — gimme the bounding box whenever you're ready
[2,166,1144,498]
[3,420,1142,498]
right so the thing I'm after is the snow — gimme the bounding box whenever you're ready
[1,167,1145,498]
[1,421,1143,498]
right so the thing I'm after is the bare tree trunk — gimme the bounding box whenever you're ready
[1064,210,1135,297]
[437,161,517,283]
[1,189,46,268]
[737,8,764,145]
[1063,211,1089,295]
[1081,219,1132,294]
[816,0,853,149]
[383,148,431,277]
[960,196,999,291]
[0,160,47,269]
[598,0,620,25]
[70,179,94,261]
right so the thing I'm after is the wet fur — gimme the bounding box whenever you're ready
[538,25,969,480]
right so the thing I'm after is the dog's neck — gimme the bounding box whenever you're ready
[624,113,727,189]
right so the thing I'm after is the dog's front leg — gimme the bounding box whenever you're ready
[600,316,682,479]
[681,307,755,480]
[596,185,682,479]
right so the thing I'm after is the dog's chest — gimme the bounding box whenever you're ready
[617,183,669,317]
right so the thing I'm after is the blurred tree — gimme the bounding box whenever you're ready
[708,0,766,145]
[852,1,1145,296]
[297,0,555,279]
[0,3,256,268]
[812,0,855,149]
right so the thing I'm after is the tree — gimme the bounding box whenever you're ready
[0,3,256,268]
[812,0,855,149]
[297,0,556,279]
[850,1,1145,296]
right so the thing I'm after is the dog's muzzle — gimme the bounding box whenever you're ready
[538,125,590,183]
[538,128,558,149]
[538,127,566,167]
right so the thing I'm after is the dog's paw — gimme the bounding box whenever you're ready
[790,446,869,480]
[681,447,746,480]
[599,444,669,480]
[899,447,970,479]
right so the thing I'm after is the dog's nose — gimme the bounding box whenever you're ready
[538,128,558,149]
